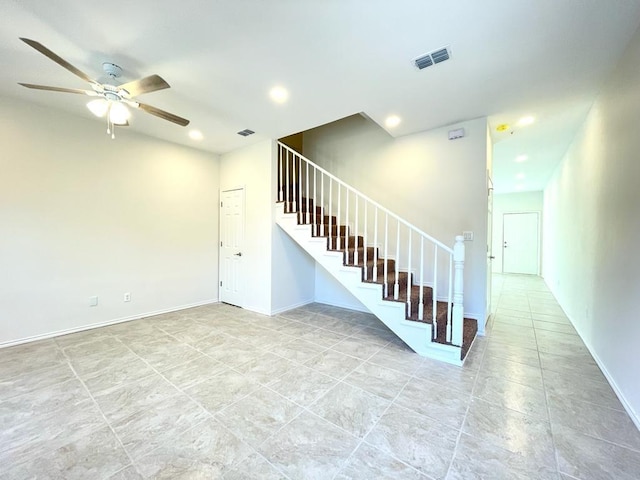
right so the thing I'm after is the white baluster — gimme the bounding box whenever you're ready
[328,179,333,243]
[345,189,349,259]
[373,208,378,282]
[384,214,389,298]
[305,158,309,224]
[354,196,359,266]
[285,150,290,212]
[419,237,424,321]
[320,175,324,236]
[337,185,341,251]
[407,230,412,317]
[363,202,368,280]
[448,254,453,343]
[278,145,283,202]
[394,219,400,300]
[433,245,438,341]
[297,154,302,221]
[452,235,465,346]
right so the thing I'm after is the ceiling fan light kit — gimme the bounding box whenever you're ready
[17,37,190,139]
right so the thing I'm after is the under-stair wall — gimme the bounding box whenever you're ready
[301,115,490,324]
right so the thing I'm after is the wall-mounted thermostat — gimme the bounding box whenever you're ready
[448,128,465,140]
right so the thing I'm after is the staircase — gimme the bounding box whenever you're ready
[275,142,477,365]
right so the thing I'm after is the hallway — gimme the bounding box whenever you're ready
[484,274,640,479]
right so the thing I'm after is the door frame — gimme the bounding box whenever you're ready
[501,211,541,275]
[218,186,246,307]
[484,171,494,335]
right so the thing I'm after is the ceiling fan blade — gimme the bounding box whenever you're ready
[137,102,190,127]
[119,75,170,97]
[18,83,96,95]
[19,37,98,86]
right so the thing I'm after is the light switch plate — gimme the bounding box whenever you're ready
[89,296,98,307]
[463,231,474,241]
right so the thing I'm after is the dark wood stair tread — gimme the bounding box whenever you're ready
[281,186,477,360]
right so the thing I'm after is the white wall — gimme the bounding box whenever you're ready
[303,115,489,321]
[315,266,368,312]
[543,27,640,426]
[271,227,315,313]
[219,140,273,315]
[492,191,543,273]
[0,97,220,345]
[219,139,315,315]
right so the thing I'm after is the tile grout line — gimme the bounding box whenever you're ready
[114,340,268,476]
[62,343,141,476]
[329,363,423,480]
[442,326,490,480]
[531,289,565,478]
[253,340,417,480]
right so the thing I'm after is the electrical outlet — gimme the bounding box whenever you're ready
[89,296,98,307]
[463,231,474,241]
[124,292,131,302]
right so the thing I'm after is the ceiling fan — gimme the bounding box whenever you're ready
[18,37,190,138]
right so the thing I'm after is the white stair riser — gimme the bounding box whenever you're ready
[276,206,463,365]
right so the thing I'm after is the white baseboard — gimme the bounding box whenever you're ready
[237,305,272,317]
[565,320,640,431]
[270,298,315,316]
[0,299,218,349]
[588,346,640,431]
[543,280,640,431]
[315,299,371,314]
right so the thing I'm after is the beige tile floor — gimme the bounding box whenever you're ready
[1,274,639,479]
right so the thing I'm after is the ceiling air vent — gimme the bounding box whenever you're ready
[414,46,451,70]
[237,129,255,137]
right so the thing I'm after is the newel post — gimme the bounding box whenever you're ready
[452,235,465,346]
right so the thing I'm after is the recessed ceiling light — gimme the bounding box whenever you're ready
[385,115,401,128]
[517,116,535,127]
[496,123,510,132]
[269,86,289,104]
[515,155,528,163]
[189,130,203,141]
[516,173,525,180]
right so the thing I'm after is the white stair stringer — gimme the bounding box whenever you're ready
[275,204,463,366]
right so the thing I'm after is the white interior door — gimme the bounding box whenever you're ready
[220,188,245,306]
[503,212,539,274]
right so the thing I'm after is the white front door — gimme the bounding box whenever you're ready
[220,188,245,307]
[503,212,539,274]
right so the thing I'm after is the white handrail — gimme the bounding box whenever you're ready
[279,143,453,254]
[277,142,465,348]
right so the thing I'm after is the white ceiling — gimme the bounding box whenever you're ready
[1,1,640,193]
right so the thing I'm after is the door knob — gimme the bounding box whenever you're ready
[489,256,495,259]
[234,252,242,257]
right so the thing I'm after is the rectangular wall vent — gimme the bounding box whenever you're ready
[414,46,451,70]
[237,129,255,137]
